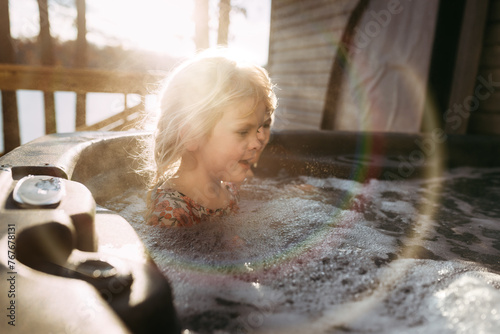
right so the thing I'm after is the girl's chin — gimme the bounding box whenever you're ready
[223,167,249,183]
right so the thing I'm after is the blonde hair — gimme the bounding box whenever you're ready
[140,48,277,191]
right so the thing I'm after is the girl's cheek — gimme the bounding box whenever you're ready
[240,141,249,152]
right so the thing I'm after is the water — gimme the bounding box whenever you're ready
[103,168,500,333]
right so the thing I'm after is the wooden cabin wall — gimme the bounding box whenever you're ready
[468,0,500,134]
[267,0,439,132]
[267,0,357,130]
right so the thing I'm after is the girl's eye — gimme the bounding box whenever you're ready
[238,131,249,136]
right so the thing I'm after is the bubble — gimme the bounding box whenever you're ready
[102,169,500,333]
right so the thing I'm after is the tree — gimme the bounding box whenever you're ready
[194,0,209,50]
[194,0,246,49]
[37,0,56,134]
[75,0,87,127]
[0,0,20,153]
[217,0,231,46]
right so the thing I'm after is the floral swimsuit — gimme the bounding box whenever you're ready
[147,182,239,227]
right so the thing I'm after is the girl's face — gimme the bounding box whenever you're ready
[194,98,269,184]
[249,116,272,165]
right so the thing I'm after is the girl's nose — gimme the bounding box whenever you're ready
[250,129,264,151]
[256,128,265,142]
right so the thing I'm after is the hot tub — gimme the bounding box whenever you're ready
[0,132,180,334]
[1,130,500,333]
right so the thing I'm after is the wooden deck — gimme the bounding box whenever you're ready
[0,64,165,154]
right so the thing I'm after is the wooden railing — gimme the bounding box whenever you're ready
[0,64,165,153]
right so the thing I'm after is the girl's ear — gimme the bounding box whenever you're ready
[180,126,200,152]
[185,138,199,152]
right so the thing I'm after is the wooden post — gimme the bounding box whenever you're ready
[444,0,490,134]
[75,0,87,128]
[37,0,57,134]
[320,0,370,130]
[0,0,21,153]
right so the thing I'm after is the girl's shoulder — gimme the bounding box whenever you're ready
[146,188,183,227]
[147,183,239,227]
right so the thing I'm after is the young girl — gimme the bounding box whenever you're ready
[144,49,277,227]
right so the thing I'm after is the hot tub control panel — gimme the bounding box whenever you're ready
[13,175,66,207]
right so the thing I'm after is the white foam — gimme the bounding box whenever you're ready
[103,172,500,333]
